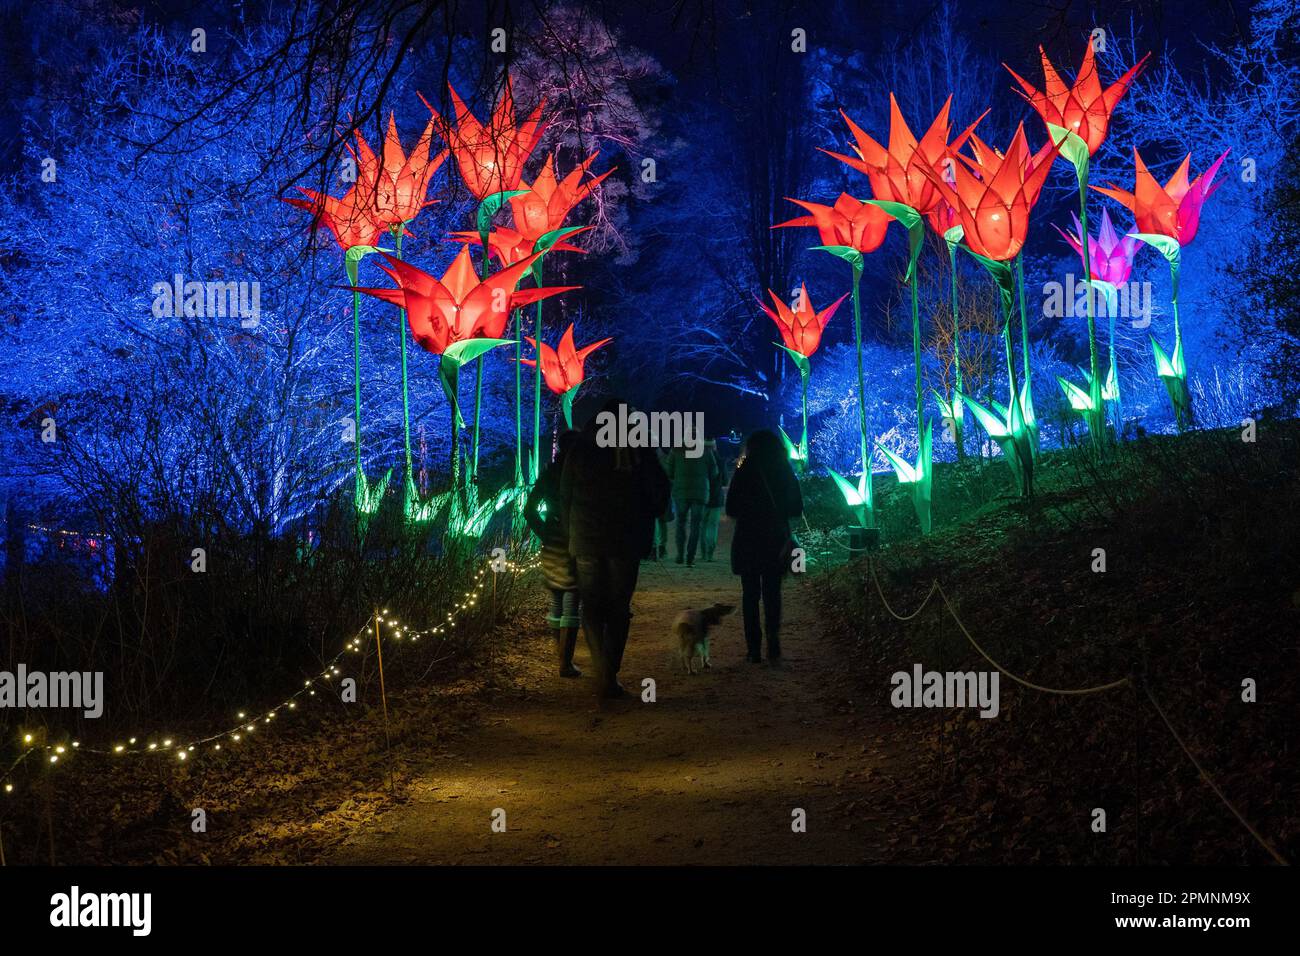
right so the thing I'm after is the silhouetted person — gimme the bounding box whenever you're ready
[665,444,718,566]
[699,438,725,561]
[649,449,671,560]
[725,429,802,664]
[524,430,582,678]
[559,400,670,699]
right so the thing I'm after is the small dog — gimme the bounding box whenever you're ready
[672,603,735,674]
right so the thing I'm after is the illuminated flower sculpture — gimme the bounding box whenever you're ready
[1093,148,1229,429]
[510,154,611,484]
[942,126,1057,261]
[452,224,590,483]
[1093,148,1228,245]
[352,114,448,229]
[349,116,449,517]
[824,95,984,221]
[821,95,986,532]
[422,79,546,201]
[509,154,613,243]
[520,324,612,428]
[355,245,577,503]
[1055,209,1143,429]
[922,125,1063,498]
[284,184,393,517]
[1008,43,1149,445]
[452,224,588,269]
[953,126,1061,457]
[1006,45,1149,157]
[757,285,848,468]
[775,194,891,527]
[283,185,387,253]
[423,76,552,487]
[776,193,892,253]
[1055,208,1143,286]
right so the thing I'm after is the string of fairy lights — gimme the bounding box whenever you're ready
[0,553,538,797]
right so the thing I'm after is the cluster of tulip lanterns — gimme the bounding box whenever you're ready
[766,41,1227,536]
[285,77,612,534]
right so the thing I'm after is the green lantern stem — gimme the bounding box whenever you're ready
[1049,123,1104,446]
[1109,295,1122,438]
[342,244,393,520]
[809,241,876,527]
[392,228,415,489]
[1001,292,1021,436]
[909,269,922,439]
[446,356,461,510]
[998,280,1034,499]
[1166,277,1190,431]
[800,369,809,464]
[471,355,485,484]
[531,259,545,486]
[1077,186,1104,445]
[351,282,363,497]
[865,199,926,443]
[1173,296,1191,430]
[850,263,874,528]
[961,246,1032,497]
[467,189,528,491]
[471,237,491,491]
[1015,254,1031,394]
[774,343,811,470]
[513,307,523,486]
[1013,253,1039,455]
[944,227,965,460]
[1129,232,1188,430]
[809,242,875,525]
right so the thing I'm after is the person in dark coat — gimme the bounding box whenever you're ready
[725,429,803,664]
[558,400,671,698]
[523,430,582,678]
[664,444,718,566]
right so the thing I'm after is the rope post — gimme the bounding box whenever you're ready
[373,612,394,794]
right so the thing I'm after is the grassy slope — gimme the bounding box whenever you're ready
[807,420,1298,864]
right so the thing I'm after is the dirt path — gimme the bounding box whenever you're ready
[326,519,910,865]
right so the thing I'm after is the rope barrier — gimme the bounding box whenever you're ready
[0,554,539,796]
[932,579,1130,696]
[868,560,941,623]
[1141,683,1289,867]
[864,552,1289,864]
[865,557,1128,693]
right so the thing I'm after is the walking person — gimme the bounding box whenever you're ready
[725,429,802,665]
[649,496,673,561]
[665,442,718,567]
[699,438,725,561]
[559,400,671,699]
[648,449,672,560]
[523,430,583,678]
